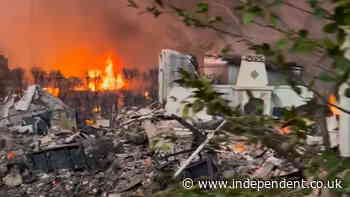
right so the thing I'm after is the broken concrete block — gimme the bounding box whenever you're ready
[143,119,193,154]
[0,85,77,133]
[12,125,33,133]
[50,110,77,131]
[127,133,147,145]
[137,108,153,116]
[0,96,14,116]
[0,164,8,178]
[108,193,121,197]
[118,176,143,192]
[143,119,184,139]
[253,161,275,178]
[150,133,176,153]
[306,135,323,146]
[143,120,161,140]
[2,167,23,187]
[15,85,38,111]
[95,119,110,128]
[266,156,283,167]
[222,170,236,179]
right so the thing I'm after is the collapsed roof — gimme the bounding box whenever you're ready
[0,85,76,133]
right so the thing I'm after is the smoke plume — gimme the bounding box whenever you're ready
[0,0,184,76]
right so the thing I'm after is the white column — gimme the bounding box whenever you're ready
[327,115,339,148]
[261,91,272,115]
[228,65,236,84]
[339,83,350,157]
[158,52,166,104]
[158,49,197,104]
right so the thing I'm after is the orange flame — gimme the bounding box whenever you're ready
[44,56,126,93]
[233,144,246,152]
[328,95,340,115]
[144,91,150,100]
[86,57,125,92]
[92,106,102,113]
[85,119,96,126]
[278,127,292,135]
[43,87,60,97]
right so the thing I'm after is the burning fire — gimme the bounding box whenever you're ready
[101,58,125,90]
[92,106,102,113]
[43,87,60,97]
[85,119,96,126]
[144,91,150,100]
[278,127,292,135]
[43,56,126,95]
[87,57,125,92]
[87,70,101,92]
[328,95,340,115]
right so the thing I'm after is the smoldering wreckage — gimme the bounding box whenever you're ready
[0,49,339,196]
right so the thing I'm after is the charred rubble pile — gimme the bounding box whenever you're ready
[0,83,307,197]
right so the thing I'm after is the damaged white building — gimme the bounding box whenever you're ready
[159,49,313,118]
[158,49,350,157]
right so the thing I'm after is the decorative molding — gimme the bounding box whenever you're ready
[242,55,265,63]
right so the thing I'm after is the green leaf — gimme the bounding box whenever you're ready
[172,7,185,17]
[298,30,309,38]
[234,5,245,11]
[243,12,257,24]
[182,103,192,117]
[276,39,289,49]
[337,29,346,45]
[277,52,286,62]
[335,56,350,74]
[290,39,318,53]
[313,7,328,19]
[153,10,162,17]
[307,0,319,7]
[250,43,276,56]
[341,171,350,192]
[336,0,350,7]
[270,14,280,28]
[334,7,350,26]
[146,6,162,17]
[321,39,336,49]
[271,0,284,7]
[196,2,209,13]
[323,23,338,33]
[319,72,337,82]
[192,100,205,113]
[322,151,340,169]
[208,16,223,24]
[220,44,232,55]
[127,0,138,8]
